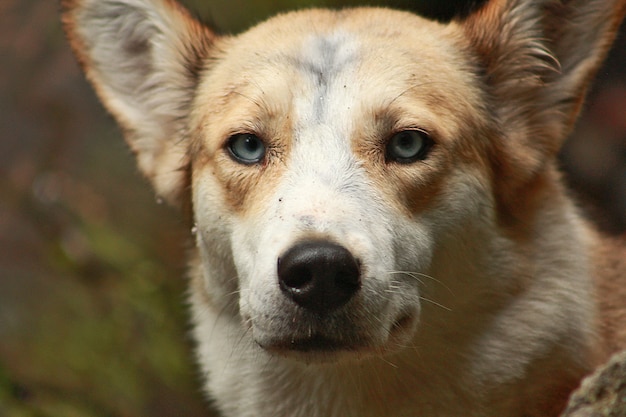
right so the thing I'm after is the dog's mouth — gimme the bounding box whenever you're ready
[258,334,370,363]
[256,311,417,360]
[263,334,357,353]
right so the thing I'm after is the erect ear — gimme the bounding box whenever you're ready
[62,0,217,208]
[460,0,626,185]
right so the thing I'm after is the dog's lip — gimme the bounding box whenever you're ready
[388,310,419,343]
[392,312,415,333]
[260,334,361,353]
[257,312,417,356]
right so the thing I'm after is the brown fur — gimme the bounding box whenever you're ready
[594,236,626,354]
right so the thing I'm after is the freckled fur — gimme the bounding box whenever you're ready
[62,1,626,416]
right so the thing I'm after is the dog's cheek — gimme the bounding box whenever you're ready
[358,160,448,223]
[210,160,263,214]
[205,153,286,220]
[189,169,244,312]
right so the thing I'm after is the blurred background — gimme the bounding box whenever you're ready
[1,1,624,416]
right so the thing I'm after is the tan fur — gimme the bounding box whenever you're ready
[62,1,626,416]
[594,236,626,354]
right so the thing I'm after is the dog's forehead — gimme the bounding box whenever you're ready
[217,11,452,79]
[295,30,358,74]
[194,8,480,149]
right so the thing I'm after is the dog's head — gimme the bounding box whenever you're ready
[188,9,498,358]
[63,0,625,361]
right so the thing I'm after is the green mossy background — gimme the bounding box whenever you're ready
[0,1,624,416]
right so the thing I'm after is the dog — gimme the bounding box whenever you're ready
[62,0,626,415]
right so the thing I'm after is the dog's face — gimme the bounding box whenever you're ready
[190,9,494,359]
[63,0,625,364]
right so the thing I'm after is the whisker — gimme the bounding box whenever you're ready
[419,296,452,312]
[231,90,262,109]
[387,270,454,295]
[378,355,399,369]
[388,81,441,105]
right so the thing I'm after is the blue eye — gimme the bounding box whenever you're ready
[227,133,266,164]
[386,130,432,163]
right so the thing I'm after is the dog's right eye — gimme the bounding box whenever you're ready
[226,133,266,164]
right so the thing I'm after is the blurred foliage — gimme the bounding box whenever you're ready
[0,0,624,417]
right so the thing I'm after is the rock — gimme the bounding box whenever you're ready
[561,350,626,417]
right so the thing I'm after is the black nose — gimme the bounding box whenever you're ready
[277,240,361,314]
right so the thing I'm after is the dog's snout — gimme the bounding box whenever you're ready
[277,240,361,314]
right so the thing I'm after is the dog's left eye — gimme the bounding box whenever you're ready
[227,133,266,164]
[386,130,432,163]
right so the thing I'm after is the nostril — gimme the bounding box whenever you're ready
[277,240,361,314]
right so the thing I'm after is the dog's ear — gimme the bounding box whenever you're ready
[461,0,625,185]
[62,0,217,207]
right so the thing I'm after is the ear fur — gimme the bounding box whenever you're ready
[62,0,216,208]
[461,0,626,187]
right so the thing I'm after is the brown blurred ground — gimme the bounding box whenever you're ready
[0,1,624,416]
